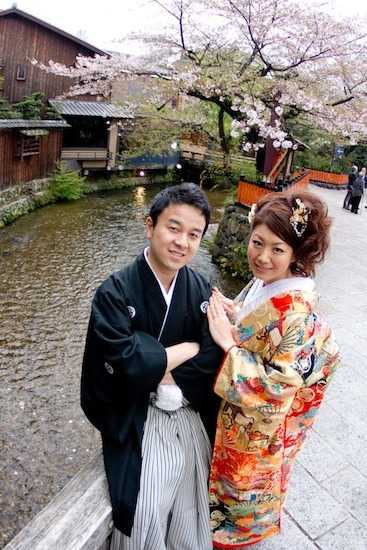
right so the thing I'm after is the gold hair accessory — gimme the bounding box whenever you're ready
[248,203,257,224]
[289,198,309,237]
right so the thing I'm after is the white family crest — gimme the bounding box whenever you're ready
[127,305,136,318]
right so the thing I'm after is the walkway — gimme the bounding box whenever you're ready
[256,184,367,550]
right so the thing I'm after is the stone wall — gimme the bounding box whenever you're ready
[0,174,172,228]
[212,203,252,281]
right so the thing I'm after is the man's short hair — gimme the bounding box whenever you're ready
[149,182,210,235]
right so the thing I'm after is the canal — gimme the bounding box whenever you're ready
[0,183,242,547]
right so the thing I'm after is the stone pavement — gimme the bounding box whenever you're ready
[252,184,367,550]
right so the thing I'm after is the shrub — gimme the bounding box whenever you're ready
[49,162,86,201]
[217,244,251,280]
[199,160,260,190]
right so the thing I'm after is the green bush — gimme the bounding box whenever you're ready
[238,161,261,182]
[199,160,260,190]
[217,244,251,280]
[294,149,349,174]
[49,162,86,201]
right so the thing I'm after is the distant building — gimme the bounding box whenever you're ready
[0,5,107,103]
[0,6,132,183]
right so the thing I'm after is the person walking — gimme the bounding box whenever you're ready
[343,165,358,209]
[350,171,364,214]
[206,189,340,548]
[81,183,223,550]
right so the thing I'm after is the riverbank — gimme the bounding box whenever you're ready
[0,173,175,228]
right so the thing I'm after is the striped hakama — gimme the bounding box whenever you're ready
[110,402,212,550]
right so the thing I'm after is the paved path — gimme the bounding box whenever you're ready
[253,184,367,550]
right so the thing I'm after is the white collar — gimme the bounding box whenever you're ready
[235,277,315,322]
[144,247,177,307]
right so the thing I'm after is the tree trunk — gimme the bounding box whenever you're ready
[218,106,230,156]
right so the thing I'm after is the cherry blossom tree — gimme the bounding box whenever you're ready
[33,0,367,162]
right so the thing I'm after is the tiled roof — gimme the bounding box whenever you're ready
[49,100,133,119]
[0,119,71,130]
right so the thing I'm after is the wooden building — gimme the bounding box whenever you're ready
[0,5,107,103]
[49,99,133,172]
[0,119,70,190]
[0,6,127,187]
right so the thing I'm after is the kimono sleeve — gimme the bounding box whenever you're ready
[172,312,224,441]
[170,273,224,414]
[172,313,224,398]
[82,277,167,405]
[214,312,310,431]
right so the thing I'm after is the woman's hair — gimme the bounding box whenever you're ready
[251,189,332,277]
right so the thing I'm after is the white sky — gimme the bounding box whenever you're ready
[1,0,367,54]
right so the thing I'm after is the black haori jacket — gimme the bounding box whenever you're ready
[81,252,223,535]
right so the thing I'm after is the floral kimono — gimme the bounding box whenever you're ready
[209,277,340,548]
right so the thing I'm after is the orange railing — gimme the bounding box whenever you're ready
[309,169,348,186]
[236,170,310,208]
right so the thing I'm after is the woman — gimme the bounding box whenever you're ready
[207,189,340,548]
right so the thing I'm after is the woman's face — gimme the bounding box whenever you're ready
[247,223,295,285]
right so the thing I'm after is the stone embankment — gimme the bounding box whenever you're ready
[0,175,170,228]
[0,179,52,228]
[211,203,252,281]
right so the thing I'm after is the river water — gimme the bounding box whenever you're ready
[0,184,242,547]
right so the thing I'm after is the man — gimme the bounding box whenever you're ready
[81,183,223,549]
[343,165,358,209]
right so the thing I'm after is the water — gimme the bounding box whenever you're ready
[0,184,242,546]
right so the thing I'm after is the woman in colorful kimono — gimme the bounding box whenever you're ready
[207,189,340,548]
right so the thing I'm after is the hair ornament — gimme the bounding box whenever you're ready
[248,203,257,224]
[289,198,309,237]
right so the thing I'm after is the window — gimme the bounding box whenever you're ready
[22,137,40,155]
[15,136,40,158]
[16,66,26,80]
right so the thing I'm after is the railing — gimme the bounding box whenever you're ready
[309,169,348,186]
[236,170,310,208]
[4,450,112,550]
[180,144,255,166]
[61,148,111,161]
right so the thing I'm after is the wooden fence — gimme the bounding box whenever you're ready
[4,450,112,550]
[236,170,310,208]
[180,144,255,168]
[309,169,348,186]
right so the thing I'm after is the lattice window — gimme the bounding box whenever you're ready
[22,137,40,155]
[15,136,41,158]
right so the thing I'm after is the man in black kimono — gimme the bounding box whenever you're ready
[81,183,223,549]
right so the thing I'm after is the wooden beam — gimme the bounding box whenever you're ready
[4,450,113,550]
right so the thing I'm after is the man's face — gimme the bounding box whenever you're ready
[146,203,206,281]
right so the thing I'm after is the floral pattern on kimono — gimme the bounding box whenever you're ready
[209,285,339,548]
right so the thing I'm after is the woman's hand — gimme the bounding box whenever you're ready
[207,294,236,353]
[212,287,236,323]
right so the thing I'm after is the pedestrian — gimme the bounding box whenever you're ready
[81,183,223,549]
[361,166,366,184]
[206,189,340,548]
[343,164,358,209]
[350,171,365,213]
